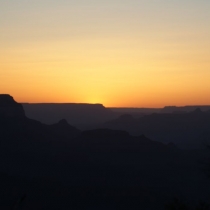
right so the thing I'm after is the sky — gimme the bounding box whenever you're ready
[0,0,210,107]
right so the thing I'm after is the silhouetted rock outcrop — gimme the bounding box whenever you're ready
[49,119,80,138]
[0,94,25,118]
[0,95,80,145]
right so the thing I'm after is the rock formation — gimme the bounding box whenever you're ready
[0,94,25,118]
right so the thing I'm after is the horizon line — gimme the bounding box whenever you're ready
[20,102,210,109]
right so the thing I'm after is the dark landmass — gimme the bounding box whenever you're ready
[160,105,210,113]
[0,94,25,117]
[22,103,210,129]
[101,108,210,149]
[110,107,162,115]
[111,105,210,115]
[1,95,210,209]
[22,103,118,127]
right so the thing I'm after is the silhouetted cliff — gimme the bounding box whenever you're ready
[0,95,80,146]
[0,94,25,118]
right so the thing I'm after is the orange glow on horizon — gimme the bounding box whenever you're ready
[1,1,210,107]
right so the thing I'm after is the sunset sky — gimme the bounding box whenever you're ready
[0,0,210,107]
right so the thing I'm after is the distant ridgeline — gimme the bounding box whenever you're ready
[1,94,210,209]
[1,94,210,149]
[102,107,210,149]
[111,105,210,114]
[22,103,116,126]
[22,102,210,127]
[160,105,210,113]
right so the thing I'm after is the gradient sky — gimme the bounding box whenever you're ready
[0,0,210,107]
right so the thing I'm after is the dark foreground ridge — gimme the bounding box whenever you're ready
[1,94,210,209]
[0,94,25,118]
